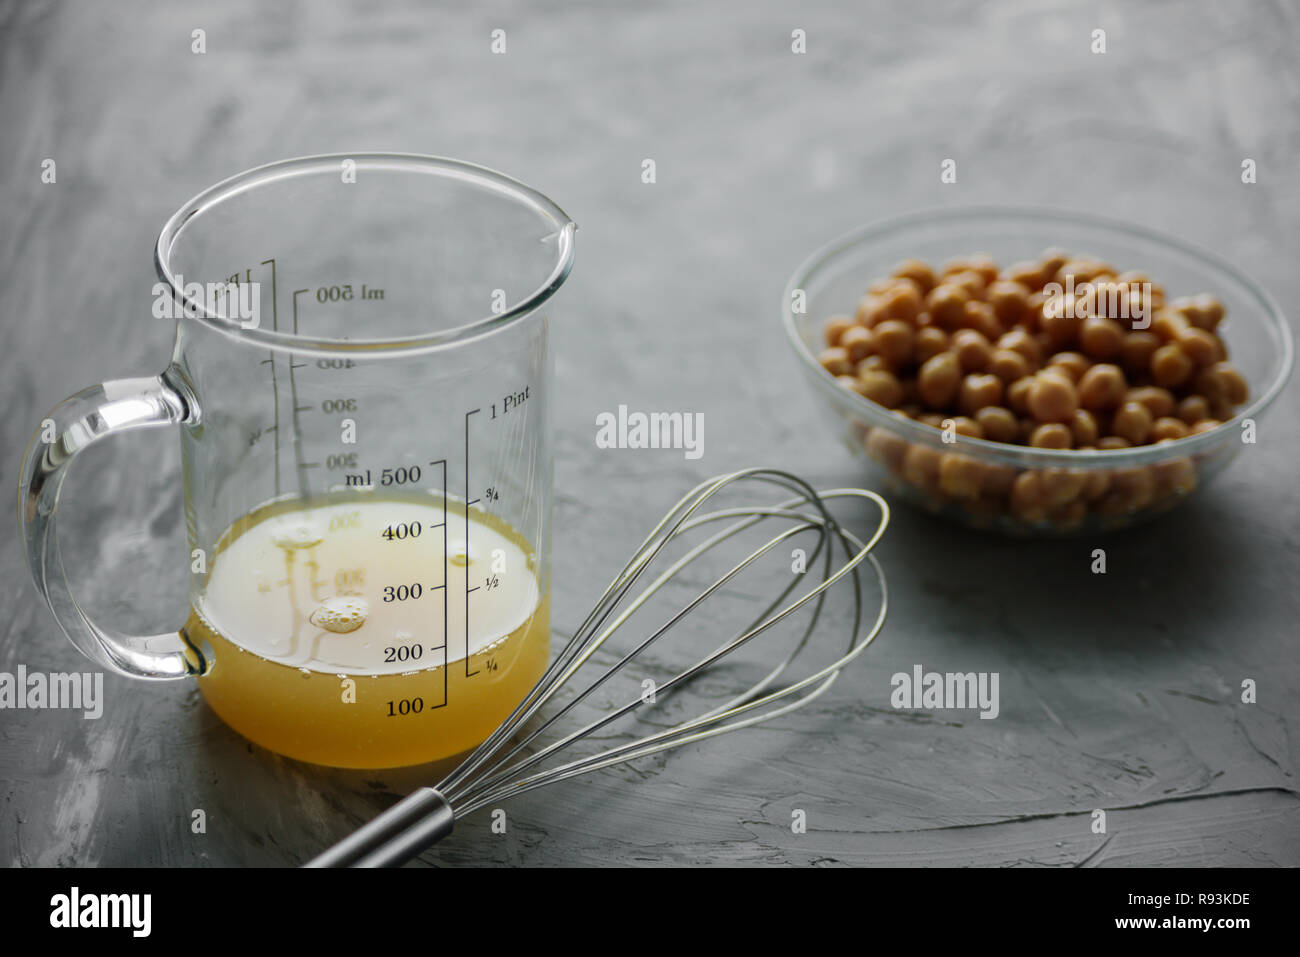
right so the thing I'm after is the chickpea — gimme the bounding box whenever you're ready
[974,406,1019,443]
[918,351,962,408]
[835,374,866,396]
[1070,409,1100,446]
[1193,365,1227,403]
[1022,292,1046,331]
[1111,466,1155,511]
[986,280,1031,325]
[926,283,970,329]
[1097,435,1132,450]
[873,319,915,367]
[1081,469,1112,501]
[1002,261,1047,290]
[1177,326,1222,366]
[839,325,873,362]
[857,369,904,408]
[856,354,887,375]
[855,295,888,327]
[1151,309,1189,342]
[892,259,937,294]
[1119,331,1160,375]
[1189,418,1222,435]
[1040,467,1087,506]
[958,373,1004,415]
[1046,351,1090,382]
[818,346,853,377]
[986,348,1031,383]
[1010,471,1048,521]
[943,256,998,285]
[919,412,947,429]
[1079,316,1125,359]
[1211,361,1248,404]
[1177,394,1210,424]
[1111,400,1154,444]
[1171,294,1225,331]
[951,329,992,372]
[1027,371,1079,423]
[963,301,1002,341]
[1075,363,1126,411]
[1060,259,1114,284]
[965,255,1001,285]
[824,316,855,347]
[1030,423,1073,448]
[997,328,1044,366]
[1124,386,1176,418]
[902,444,942,490]
[947,270,987,300]
[1005,376,1034,416]
[1150,343,1194,388]
[1150,416,1190,441]
[939,453,985,499]
[1116,270,1165,304]
[1190,293,1225,331]
[865,428,909,473]
[915,326,949,364]
[1039,297,1081,349]
[880,281,923,323]
[1039,247,1070,276]
[946,415,985,438]
[1152,456,1196,495]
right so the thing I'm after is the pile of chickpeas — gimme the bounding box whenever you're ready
[817,250,1249,529]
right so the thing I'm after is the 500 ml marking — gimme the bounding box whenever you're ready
[343,464,423,488]
[315,283,385,303]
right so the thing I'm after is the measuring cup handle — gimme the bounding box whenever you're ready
[17,372,201,679]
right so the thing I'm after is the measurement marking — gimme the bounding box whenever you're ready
[466,498,480,507]
[294,404,312,412]
[288,289,313,503]
[467,585,480,594]
[301,462,321,469]
[434,458,449,708]
[262,258,280,496]
[464,409,480,678]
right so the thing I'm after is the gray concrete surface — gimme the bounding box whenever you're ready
[1,0,1297,866]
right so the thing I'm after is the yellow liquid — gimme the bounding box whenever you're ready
[184,493,550,769]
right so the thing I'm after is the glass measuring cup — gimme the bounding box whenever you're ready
[18,153,575,769]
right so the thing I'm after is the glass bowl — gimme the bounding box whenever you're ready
[781,207,1294,536]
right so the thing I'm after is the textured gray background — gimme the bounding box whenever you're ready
[1,0,1297,867]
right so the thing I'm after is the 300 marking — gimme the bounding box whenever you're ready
[382,583,423,603]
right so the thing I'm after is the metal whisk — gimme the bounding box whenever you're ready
[306,467,889,867]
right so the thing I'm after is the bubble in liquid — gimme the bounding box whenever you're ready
[271,517,325,550]
[311,596,369,634]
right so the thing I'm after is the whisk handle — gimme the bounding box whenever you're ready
[303,788,454,868]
